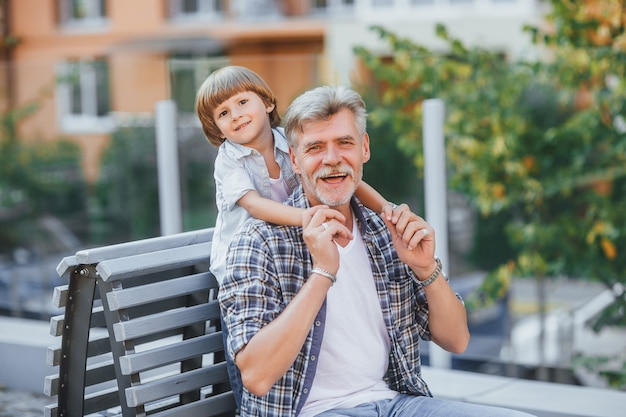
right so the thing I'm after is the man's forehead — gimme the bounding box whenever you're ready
[299,111,357,138]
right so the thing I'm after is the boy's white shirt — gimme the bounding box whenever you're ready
[210,127,299,285]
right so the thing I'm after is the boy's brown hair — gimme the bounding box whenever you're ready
[195,66,281,147]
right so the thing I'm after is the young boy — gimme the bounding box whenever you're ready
[195,66,394,407]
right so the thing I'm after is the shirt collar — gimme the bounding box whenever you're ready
[221,127,289,160]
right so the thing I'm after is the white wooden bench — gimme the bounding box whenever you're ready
[43,227,237,417]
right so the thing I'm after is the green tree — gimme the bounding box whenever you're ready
[354,0,626,388]
[1,99,87,253]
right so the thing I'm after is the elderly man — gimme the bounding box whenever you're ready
[218,85,534,417]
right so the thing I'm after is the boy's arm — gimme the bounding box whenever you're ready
[356,181,395,219]
[238,190,304,226]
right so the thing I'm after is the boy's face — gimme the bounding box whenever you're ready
[213,91,275,147]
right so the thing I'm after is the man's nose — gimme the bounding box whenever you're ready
[323,145,340,164]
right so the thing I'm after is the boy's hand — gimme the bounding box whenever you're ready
[382,203,436,275]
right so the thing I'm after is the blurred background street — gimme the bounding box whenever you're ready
[1,0,625,414]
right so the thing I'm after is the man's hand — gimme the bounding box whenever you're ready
[302,205,353,274]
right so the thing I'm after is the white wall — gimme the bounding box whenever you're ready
[323,0,546,85]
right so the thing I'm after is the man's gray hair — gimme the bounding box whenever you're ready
[283,85,367,148]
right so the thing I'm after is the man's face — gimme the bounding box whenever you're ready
[290,108,370,208]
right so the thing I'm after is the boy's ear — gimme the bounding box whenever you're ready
[266,103,275,113]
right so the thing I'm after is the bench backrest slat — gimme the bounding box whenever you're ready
[113,302,220,342]
[96,242,213,282]
[75,228,214,264]
[107,272,215,311]
[150,392,237,417]
[120,332,223,375]
[125,362,230,407]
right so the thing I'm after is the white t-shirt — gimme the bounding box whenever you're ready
[299,217,398,417]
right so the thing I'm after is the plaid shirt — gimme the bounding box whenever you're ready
[219,185,434,417]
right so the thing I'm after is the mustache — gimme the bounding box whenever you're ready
[313,165,354,181]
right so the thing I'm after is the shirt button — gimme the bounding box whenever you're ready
[310,355,316,362]
[315,320,321,327]
[303,388,309,394]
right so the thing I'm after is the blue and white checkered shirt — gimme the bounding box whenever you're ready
[219,185,434,417]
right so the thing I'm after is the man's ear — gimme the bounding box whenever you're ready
[289,147,301,174]
[362,132,371,163]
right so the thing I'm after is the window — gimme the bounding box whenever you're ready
[312,0,355,15]
[230,0,282,20]
[168,57,229,115]
[57,58,113,133]
[58,0,108,28]
[168,0,225,21]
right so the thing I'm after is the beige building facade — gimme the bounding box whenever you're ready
[3,0,544,182]
[5,0,326,181]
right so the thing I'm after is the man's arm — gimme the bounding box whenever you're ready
[233,206,352,397]
[383,205,470,353]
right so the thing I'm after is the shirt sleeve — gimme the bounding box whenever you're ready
[214,149,256,211]
[218,224,284,359]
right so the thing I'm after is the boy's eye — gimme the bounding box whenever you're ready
[218,110,228,118]
[239,99,248,105]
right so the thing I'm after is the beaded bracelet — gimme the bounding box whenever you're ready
[418,257,442,288]
[311,267,337,285]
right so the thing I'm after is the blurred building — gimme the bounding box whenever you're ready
[3,0,544,182]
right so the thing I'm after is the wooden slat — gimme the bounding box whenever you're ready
[55,255,78,277]
[120,332,223,375]
[50,330,109,362]
[96,242,212,282]
[125,363,229,407]
[113,302,220,342]
[75,228,214,264]
[151,391,237,417]
[43,403,58,417]
[106,272,215,311]
[50,306,106,336]
[43,374,58,397]
[83,386,123,415]
[52,285,69,309]
[46,356,117,397]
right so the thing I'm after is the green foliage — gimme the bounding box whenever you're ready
[572,352,626,390]
[1,102,87,253]
[96,126,161,242]
[353,8,626,327]
[354,88,422,209]
[95,124,217,244]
